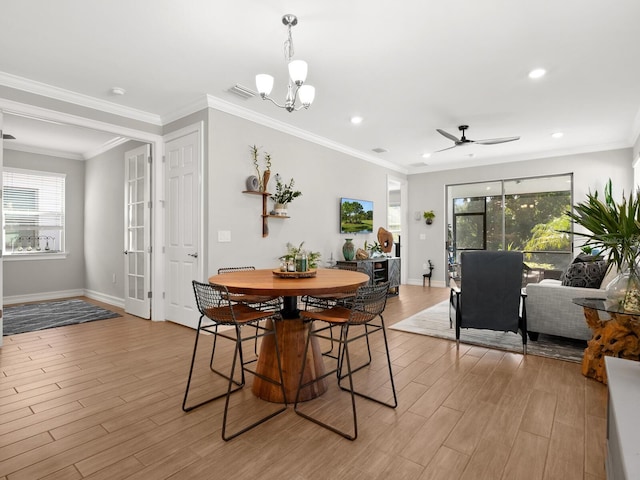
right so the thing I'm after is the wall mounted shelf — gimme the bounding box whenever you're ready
[243,190,288,237]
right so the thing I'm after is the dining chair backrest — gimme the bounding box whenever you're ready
[192,281,238,325]
[348,282,390,325]
[218,266,256,274]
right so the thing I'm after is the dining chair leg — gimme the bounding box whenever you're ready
[182,318,244,412]
[338,319,398,409]
[221,322,288,441]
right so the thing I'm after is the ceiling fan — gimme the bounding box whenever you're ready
[435,125,519,153]
[2,133,16,140]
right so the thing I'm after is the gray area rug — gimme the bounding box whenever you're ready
[3,299,121,336]
[390,300,587,363]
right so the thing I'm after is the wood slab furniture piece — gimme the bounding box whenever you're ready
[573,297,640,384]
[208,268,369,403]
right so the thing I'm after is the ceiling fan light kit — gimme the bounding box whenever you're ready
[255,14,315,112]
[434,125,520,153]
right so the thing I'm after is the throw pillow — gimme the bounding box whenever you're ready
[561,260,608,288]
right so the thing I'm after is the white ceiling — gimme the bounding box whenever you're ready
[1,0,639,173]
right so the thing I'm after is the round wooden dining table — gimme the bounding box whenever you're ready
[208,268,369,403]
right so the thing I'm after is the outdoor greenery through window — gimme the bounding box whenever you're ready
[447,174,573,272]
[3,167,65,255]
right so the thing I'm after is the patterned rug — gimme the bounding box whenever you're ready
[390,300,587,363]
[3,299,121,336]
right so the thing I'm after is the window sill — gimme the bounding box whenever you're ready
[3,252,68,261]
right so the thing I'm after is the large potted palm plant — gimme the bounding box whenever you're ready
[565,179,640,311]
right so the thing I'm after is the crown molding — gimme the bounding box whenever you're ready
[3,142,84,161]
[161,96,210,125]
[205,95,408,175]
[84,136,129,160]
[0,71,162,125]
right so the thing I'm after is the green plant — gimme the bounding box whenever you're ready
[271,175,302,205]
[249,145,272,189]
[364,240,383,255]
[280,241,321,268]
[564,179,640,274]
[423,210,435,220]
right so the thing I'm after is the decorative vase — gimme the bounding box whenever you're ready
[342,238,355,261]
[262,170,271,192]
[606,269,640,313]
[425,218,433,225]
[245,175,260,191]
[274,203,288,216]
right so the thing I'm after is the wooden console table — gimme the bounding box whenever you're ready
[573,297,640,384]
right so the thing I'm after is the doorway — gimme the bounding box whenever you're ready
[0,103,164,333]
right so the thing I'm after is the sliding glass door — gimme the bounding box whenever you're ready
[447,174,573,275]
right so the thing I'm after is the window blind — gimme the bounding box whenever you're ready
[3,167,65,253]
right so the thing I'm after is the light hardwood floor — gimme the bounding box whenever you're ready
[0,286,607,480]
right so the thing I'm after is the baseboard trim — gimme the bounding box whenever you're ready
[407,278,448,288]
[83,290,125,309]
[4,289,86,306]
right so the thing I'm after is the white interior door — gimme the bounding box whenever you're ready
[165,128,201,328]
[124,144,151,318]
[0,111,4,344]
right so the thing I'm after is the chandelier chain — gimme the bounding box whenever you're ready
[284,24,295,62]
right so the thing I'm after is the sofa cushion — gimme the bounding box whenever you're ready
[561,260,607,288]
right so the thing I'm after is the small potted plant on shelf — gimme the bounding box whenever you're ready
[271,174,302,216]
[423,210,436,225]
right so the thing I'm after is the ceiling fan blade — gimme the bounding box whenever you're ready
[2,134,16,140]
[436,129,460,143]
[474,136,520,145]
[433,145,458,153]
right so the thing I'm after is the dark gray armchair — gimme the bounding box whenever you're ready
[450,251,528,354]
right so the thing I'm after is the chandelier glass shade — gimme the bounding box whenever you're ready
[255,14,315,112]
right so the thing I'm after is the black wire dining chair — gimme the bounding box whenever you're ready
[182,280,287,441]
[294,281,397,440]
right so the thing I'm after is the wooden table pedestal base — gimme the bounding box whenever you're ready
[252,318,328,403]
[581,307,640,384]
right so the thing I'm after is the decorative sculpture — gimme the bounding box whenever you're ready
[377,227,394,254]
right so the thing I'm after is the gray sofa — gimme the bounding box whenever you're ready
[525,279,607,341]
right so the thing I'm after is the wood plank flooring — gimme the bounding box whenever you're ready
[0,287,608,479]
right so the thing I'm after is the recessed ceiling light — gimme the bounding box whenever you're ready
[528,68,546,79]
[110,87,126,95]
[551,132,564,139]
[422,153,431,159]
[350,116,363,125]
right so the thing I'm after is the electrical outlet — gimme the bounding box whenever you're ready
[112,273,116,283]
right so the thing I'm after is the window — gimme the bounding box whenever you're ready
[447,174,573,271]
[3,167,65,255]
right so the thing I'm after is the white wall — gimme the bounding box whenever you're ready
[407,148,634,286]
[205,109,404,275]
[3,149,85,300]
[84,140,145,305]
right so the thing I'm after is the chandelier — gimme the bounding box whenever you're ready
[255,14,315,112]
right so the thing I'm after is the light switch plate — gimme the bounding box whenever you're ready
[218,230,231,242]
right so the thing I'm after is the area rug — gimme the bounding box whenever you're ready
[390,300,587,363]
[3,299,121,336]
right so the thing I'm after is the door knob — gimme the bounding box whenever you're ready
[188,252,198,258]
[123,250,128,255]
